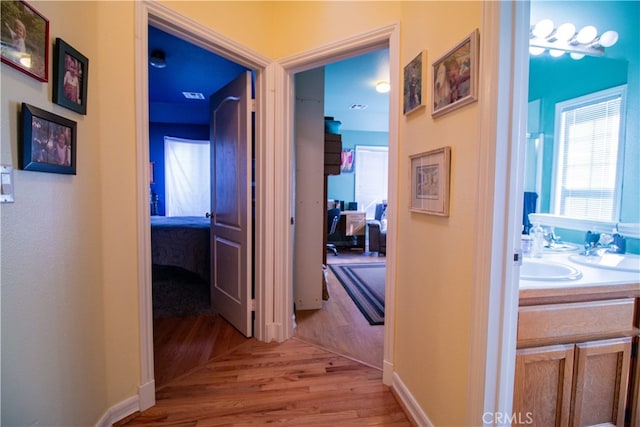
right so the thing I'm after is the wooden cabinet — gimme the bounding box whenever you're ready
[514,338,632,426]
[515,297,638,426]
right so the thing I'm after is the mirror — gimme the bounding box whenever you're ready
[525,1,639,228]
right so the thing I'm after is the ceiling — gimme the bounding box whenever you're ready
[148,25,390,131]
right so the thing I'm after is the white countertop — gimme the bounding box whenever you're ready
[519,252,640,290]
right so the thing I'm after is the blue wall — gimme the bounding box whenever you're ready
[528,0,639,252]
[327,129,388,205]
[149,122,209,216]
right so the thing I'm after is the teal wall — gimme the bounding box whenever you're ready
[327,129,388,205]
[528,1,639,251]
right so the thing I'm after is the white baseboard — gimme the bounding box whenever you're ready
[383,359,393,385]
[138,380,156,411]
[392,372,433,427]
[95,395,138,427]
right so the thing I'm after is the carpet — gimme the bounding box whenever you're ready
[329,263,385,325]
[152,265,216,318]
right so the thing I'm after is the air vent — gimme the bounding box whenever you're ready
[182,92,205,100]
[350,104,368,110]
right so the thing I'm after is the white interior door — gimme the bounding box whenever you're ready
[209,71,253,337]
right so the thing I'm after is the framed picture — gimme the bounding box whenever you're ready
[0,0,49,82]
[410,146,451,216]
[403,50,427,115]
[20,103,77,175]
[53,38,89,114]
[431,29,479,118]
[341,149,354,173]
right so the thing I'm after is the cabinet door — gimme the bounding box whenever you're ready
[514,344,575,427]
[571,337,632,426]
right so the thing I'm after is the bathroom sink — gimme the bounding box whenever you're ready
[520,260,582,281]
[568,253,640,273]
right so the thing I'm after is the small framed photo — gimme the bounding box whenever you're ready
[410,146,451,216]
[20,103,77,175]
[403,50,427,115]
[0,0,49,82]
[53,38,89,114]
[341,149,354,173]
[432,29,479,118]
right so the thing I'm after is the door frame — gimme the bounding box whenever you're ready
[134,0,273,410]
[277,23,401,385]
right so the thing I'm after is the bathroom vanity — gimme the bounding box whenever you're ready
[516,253,640,426]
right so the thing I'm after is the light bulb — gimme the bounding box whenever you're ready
[570,52,585,60]
[598,30,618,48]
[375,81,390,93]
[529,46,545,56]
[576,26,597,44]
[532,19,554,39]
[549,49,565,57]
[555,23,576,42]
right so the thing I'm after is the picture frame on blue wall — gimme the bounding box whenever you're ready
[0,0,49,82]
[20,103,77,175]
[409,146,451,216]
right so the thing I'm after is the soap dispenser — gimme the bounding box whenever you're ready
[530,223,544,258]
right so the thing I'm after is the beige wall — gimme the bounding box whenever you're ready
[1,1,488,425]
[1,1,108,425]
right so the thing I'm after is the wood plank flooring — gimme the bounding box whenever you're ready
[295,251,385,368]
[127,251,396,425]
[117,337,411,426]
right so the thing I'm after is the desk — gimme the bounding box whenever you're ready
[329,211,366,251]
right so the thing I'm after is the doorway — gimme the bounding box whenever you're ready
[292,49,390,368]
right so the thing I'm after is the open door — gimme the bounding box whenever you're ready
[209,71,253,337]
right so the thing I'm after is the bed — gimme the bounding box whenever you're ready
[150,216,210,282]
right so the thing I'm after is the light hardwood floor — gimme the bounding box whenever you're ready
[123,251,395,425]
[117,337,410,426]
[295,250,385,368]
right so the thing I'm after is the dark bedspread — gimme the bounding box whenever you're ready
[151,216,210,282]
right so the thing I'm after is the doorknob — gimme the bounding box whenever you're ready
[205,212,213,218]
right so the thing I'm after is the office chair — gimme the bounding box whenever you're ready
[326,207,341,255]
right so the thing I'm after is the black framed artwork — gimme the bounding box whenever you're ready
[21,103,77,175]
[53,38,88,114]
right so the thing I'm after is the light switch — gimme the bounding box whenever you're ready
[1,165,15,203]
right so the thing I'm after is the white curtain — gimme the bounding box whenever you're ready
[355,146,388,219]
[164,136,210,217]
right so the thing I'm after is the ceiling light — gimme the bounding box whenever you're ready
[149,50,167,68]
[375,81,390,93]
[549,49,565,57]
[570,52,585,60]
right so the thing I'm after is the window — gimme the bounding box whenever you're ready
[354,146,388,219]
[552,85,626,222]
[164,136,210,216]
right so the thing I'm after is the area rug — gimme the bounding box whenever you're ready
[329,263,385,325]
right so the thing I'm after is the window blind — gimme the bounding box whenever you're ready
[554,87,624,221]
